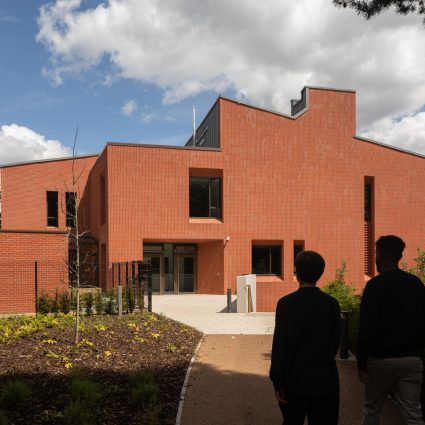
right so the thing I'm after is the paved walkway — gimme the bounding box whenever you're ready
[153,295,404,424]
[152,294,275,334]
[180,335,404,425]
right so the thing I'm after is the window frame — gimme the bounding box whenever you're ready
[252,245,282,276]
[46,191,58,227]
[189,176,222,219]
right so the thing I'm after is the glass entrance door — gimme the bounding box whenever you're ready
[143,255,163,293]
[176,254,196,293]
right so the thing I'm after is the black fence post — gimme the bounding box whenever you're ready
[34,261,38,314]
[340,311,349,360]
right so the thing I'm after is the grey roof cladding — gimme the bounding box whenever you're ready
[185,99,220,148]
[0,154,99,169]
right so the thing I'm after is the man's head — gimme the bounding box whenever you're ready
[375,235,405,271]
[295,251,325,285]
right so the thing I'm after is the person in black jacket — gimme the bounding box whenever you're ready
[357,235,425,425]
[270,251,341,425]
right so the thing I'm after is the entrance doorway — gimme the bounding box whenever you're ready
[143,244,197,294]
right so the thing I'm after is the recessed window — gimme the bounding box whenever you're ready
[252,245,282,275]
[100,175,106,225]
[189,177,221,219]
[66,192,76,227]
[46,191,58,227]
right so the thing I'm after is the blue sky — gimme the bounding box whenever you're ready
[0,0,424,165]
[0,1,221,158]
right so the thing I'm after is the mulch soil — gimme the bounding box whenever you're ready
[0,312,202,425]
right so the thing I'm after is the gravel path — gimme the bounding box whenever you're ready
[180,335,404,425]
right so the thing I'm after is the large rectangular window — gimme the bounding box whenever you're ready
[46,191,58,227]
[66,192,76,227]
[252,245,282,275]
[189,177,221,219]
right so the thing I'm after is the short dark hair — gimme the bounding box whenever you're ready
[295,251,325,284]
[376,235,405,262]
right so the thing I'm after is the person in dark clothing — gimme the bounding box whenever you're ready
[270,251,341,425]
[357,235,425,425]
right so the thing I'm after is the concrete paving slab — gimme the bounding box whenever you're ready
[151,294,275,335]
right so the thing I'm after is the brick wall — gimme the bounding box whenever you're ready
[0,231,68,314]
[1,155,98,232]
[1,87,424,313]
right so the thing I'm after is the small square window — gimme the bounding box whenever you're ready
[252,245,282,275]
[189,177,221,219]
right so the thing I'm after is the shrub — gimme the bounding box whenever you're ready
[59,292,72,314]
[69,369,100,408]
[51,290,60,315]
[70,289,78,313]
[125,285,135,314]
[37,293,51,315]
[83,293,94,316]
[322,261,359,312]
[0,381,31,412]
[94,291,104,315]
[104,291,117,315]
[62,401,92,425]
[402,247,425,284]
[130,371,158,409]
[0,411,7,425]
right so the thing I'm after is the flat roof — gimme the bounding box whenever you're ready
[0,154,99,169]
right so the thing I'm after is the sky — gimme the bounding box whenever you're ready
[0,0,425,166]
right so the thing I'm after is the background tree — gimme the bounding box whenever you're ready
[333,0,425,23]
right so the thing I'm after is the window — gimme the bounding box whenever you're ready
[252,246,281,275]
[66,192,76,227]
[46,191,58,227]
[364,182,373,222]
[189,177,221,218]
[100,175,106,225]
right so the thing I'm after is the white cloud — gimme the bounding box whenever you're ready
[36,0,425,153]
[121,99,138,116]
[140,112,155,124]
[360,111,425,155]
[0,11,17,23]
[0,124,72,165]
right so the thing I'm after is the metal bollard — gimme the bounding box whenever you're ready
[340,311,349,359]
[118,285,123,316]
[227,288,232,313]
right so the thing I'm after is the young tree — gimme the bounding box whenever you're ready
[63,129,90,344]
[333,0,425,23]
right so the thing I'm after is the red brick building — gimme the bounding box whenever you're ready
[1,86,424,314]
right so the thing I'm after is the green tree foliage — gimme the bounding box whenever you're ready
[322,261,359,312]
[402,247,425,283]
[333,0,425,23]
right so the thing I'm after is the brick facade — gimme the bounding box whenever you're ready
[0,87,424,313]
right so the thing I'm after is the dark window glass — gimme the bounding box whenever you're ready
[252,246,282,275]
[210,178,221,218]
[66,192,76,227]
[189,177,222,218]
[47,191,58,227]
[364,183,372,222]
